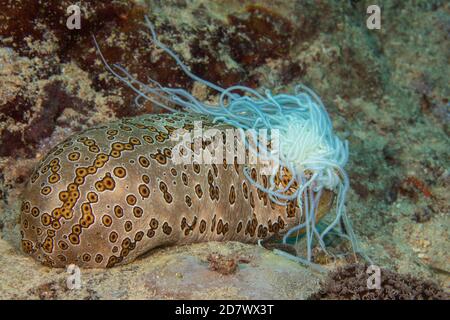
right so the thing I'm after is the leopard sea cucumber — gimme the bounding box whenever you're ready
[20,17,362,268]
[20,112,334,268]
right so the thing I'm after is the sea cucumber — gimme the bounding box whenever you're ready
[19,16,358,268]
[20,112,334,268]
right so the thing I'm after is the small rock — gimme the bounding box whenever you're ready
[413,207,432,223]
[207,253,238,275]
[28,281,60,300]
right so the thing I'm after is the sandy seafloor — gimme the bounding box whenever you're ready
[0,0,448,299]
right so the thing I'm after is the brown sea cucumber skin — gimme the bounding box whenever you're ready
[20,112,333,268]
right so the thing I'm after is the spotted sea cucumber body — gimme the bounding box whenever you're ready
[20,112,333,268]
